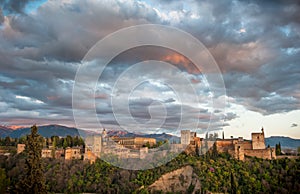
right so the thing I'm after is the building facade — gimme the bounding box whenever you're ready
[41,148,52,158]
[215,128,276,160]
[85,135,102,157]
[112,137,156,149]
[17,144,25,154]
[65,147,82,160]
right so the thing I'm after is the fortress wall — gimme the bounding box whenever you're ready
[242,141,252,150]
[244,148,275,160]
[216,140,236,152]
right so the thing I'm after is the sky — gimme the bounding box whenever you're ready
[0,0,299,139]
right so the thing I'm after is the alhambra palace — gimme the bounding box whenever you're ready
[16,128,276,163]
[183,128,276,161]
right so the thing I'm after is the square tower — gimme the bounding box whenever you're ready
[85,135,102,157]
[181,130,191,145]
[251,128,265,149]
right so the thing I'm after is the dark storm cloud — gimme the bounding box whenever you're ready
[0,8,4,24]
[0,0,35,14]
[0,0,299,131]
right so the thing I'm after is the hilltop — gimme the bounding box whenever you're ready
[2,125,98,138]
[1,125,180,142]
[265,136,300,149]
[0,125,13,137]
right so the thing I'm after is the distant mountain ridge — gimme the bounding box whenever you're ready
[265,136,300,149]
[106,130,180,142]
[1,125,299,149]
[1,125,99,138]
[0,124,180,142]
[0,125,13,137]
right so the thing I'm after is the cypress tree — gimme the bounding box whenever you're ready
[231,172,237,194]
[195,142,200,156]
[16,125,47,194]
[212,142,218,159]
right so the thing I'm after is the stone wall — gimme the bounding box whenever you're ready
[244,148,276,160]
[216,139,237,152]
[241,141,252,150]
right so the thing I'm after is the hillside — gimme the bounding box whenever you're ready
[265,136,300,149]
[8,125,98,138]
[2,125,179,141]
[147,165,201,193]
[144,133,180,143]
[1,147,300,193]
[106,130,180,142]
[0,125,13,138]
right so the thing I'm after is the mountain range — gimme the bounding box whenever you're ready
[265,136,300,149]
[0,125,97,138]
[1,125,299,149]
[0,125,180,142]
[0,125,13,137]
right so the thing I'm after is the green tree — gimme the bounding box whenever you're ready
[4,137,11,146]
[231,172,237,194]
[204,133,209,153]
[195,142,200,156]
[18,136,27,144]
[51,136,59,148]
[0,168,9,193]
[275,142,281,155]
[66,135,73,147]
[213,132,218,139]
[16,125,47,194]
[63,138,68,149]
[212,142,218,159]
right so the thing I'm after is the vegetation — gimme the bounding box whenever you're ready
[0,135,299,193]
[0,135,84,149]
[15,125,47,194]
[275,142,282,155]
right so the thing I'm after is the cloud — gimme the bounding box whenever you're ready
[0,0,33,14]
[0,0,299,133]
[0,8,4,24]
[291,123,298,127]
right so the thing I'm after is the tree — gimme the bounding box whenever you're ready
[213,132,218,139]
[16,125,47,194]
[275,142,281,155]
[18,136,27,144]
[231,172,237,194]
[0,168,9,193]
[212,142,218,159]
[4,137,11,146]
[63,138,68,149]
[204,133,209,153]
[196,142,200,156]
[66,135,73,147]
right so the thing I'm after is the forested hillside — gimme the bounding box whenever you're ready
[0,152,299,193]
